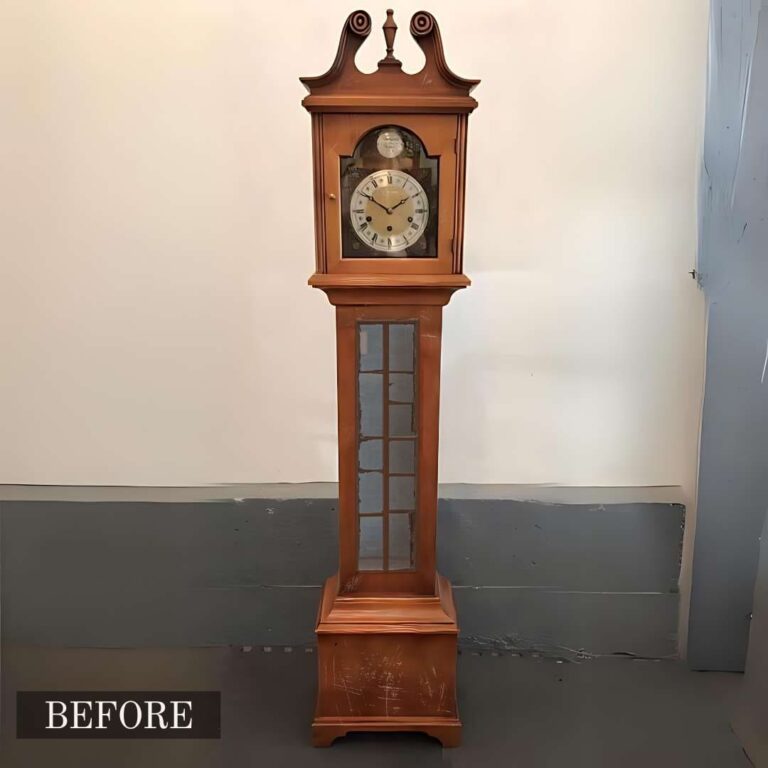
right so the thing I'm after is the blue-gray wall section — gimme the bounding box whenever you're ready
[733,511,768,765]
[688,0,768,670]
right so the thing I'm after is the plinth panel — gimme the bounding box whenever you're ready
[312,575,461,747]
[316,632,457,718]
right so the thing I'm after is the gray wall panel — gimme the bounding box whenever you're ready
[454,588,678,660]
[0,500,339,587]
[439,500,683,592]
[4,583,322,648]
[1,497,683,654]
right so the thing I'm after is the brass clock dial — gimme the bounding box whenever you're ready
[350,170,429,254]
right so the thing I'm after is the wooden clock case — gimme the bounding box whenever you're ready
[300,9,478,748]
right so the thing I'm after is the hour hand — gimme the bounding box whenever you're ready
[390,197,409,211]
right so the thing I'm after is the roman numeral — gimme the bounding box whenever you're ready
[371,179,378,188]
[415,208,426,214]
[387,173,392,184]
[353,208,364,213]
[360,222,368,230]
[410,222,419,230]
[371,233,378,243]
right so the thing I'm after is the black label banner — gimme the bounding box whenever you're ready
[17,691,220,739]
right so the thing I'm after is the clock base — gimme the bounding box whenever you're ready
[312,573,461,748]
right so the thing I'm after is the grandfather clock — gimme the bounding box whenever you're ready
[301,9,478,748]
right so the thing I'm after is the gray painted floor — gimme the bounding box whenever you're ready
[0,647,750,767]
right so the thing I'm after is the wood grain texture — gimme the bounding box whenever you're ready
[301,10,479,280]
[313,575,460,747]
[300,10,478,114]
[301,10,478,744]
[317,573,457,633]
[319,113,459,276]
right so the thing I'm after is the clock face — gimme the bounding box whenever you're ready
[349,170,429,254]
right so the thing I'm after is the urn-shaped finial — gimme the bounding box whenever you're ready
[379,9,401,66]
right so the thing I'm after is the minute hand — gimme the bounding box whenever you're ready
[361,192,390,213]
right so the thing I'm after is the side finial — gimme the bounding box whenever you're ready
[410,10,435,37]
[379,9,401,66]
[348,10,371,36]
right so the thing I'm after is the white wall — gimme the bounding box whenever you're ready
[0,0,708,491]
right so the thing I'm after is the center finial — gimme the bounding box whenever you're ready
[379,9,401,66]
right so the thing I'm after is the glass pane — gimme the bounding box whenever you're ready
[340,126,439,260]
[359,373,383,437]
[358,471,382,514]
[389,404,414,437]
[389,440,415,474]
[389,475,415,511]
[389,373,413,403]
[359,324,383,371]
[389,324,414,371]
[359,516,383,570]
[358,439,382,471]
[355,321,420,574]
[389,513,413,570]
